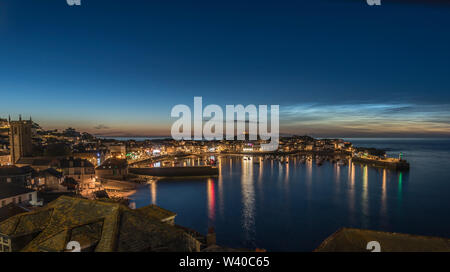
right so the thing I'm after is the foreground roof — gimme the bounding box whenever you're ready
[315,228,450,252]
[0,196,200,252]
[136,204,176,221]
[0,203,28,222]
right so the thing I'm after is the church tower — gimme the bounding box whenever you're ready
[9,115,33,164]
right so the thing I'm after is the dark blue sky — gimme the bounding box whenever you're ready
[1,0,450,137]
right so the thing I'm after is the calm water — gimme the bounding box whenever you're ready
[129,138,450,251]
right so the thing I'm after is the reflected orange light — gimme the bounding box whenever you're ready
[151,182,157,205]
[207,178,216,221]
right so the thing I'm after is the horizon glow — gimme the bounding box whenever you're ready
[1,0,449,138]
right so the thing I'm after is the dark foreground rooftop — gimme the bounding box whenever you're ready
[0,203,28,223]
[315,228,450,252]
[0,196,201,252]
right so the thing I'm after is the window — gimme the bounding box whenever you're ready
[12,198,16,204]
[29,194,32,201]
[1,200,5,207]
[0,236,11,252]
[18,196,22,203]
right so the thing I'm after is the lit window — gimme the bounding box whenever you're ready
[0,236,11,252]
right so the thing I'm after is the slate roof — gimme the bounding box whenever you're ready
[136,204,176,221]
[0,183,35,199]
[15,157,53,166]
[0,203,29,222]
[36,168,63,179]
[315,228,450,252]
[59,158,94,168]
[0,196,200,252]
[0,166,32,177]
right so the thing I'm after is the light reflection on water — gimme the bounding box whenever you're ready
[207,178,215,225]
[130,139,450,251]
[150,181,157,205]
[241,157,255,247]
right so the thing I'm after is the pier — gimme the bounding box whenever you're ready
[351,156,410,170]
[129,166,219,178]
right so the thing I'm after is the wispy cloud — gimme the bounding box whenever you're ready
[280,103,450,137]
[93,124,110,130]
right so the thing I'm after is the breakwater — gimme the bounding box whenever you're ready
[129,166,219,177]
[352,157,410,170]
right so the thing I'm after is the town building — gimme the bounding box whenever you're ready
[32,168,65,192]
[0,166,33,187]
[106,144,126,158]
[9,116,33,164]
[15,157,56,171]
[72,151,104,167]
[95,158,128,180]
[56,157,95,184]
[0,182,38,209]
[0,152,10,166]
[0,118,8,128]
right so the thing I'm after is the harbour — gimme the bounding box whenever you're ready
[128,138,450,251]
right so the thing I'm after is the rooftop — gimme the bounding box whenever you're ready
[136,204,176,221]
[0,183,35,199]
[59,157,95,168]
[315,228,450,252]
[0,203,29,222]
[16,157,54,166]
[35,168,63,179]
[0,196,200,252]
[0,165,32,176]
